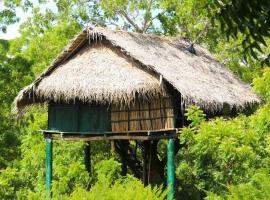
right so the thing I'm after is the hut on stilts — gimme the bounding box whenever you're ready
[14,27,260,199]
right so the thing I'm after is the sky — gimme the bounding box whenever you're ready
[0,1,162,40]
[0,0,56,40]
[0,1,26,39]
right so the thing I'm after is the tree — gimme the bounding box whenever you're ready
[0,8,17,33]
[100,0,166,33]
[0,39,33,169]
[207,0,270,64]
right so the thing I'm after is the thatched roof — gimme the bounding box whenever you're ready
[14,27,260,112]
[36,44,164,104]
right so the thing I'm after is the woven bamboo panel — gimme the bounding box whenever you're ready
[111,97,174,132]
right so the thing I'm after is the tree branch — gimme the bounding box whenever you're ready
[142,0,153,32]
[118,10,143,33]
[143,10,167,33]
[193,20,209,43]
[114,140,143,178]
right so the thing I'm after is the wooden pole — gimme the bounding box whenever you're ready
[121,142,128,176]
[167,139,175,200]
[84,141,91,173]
[45,138,53,198]
[142,141,149,186]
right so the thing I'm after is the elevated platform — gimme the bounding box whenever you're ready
[40,128,179,141]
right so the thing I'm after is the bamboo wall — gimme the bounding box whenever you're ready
[111,97,174,132]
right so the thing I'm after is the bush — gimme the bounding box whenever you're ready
[68,159,166,200]
[206,172,270,200]
[27,159,166,200]
[227,172,270,200]
[69,176,166,200]
[175,105,270,199]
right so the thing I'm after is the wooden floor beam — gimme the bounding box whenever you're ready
[41,129,178,141]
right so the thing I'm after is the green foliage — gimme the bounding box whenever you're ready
[0,107,114,199]
[185,105,206,127]
[0,39,34,169]
[0,8,17,32]
[227,172,270,200]
[176,104,270,199]
[68,176,166,200]
[0,167,22,199]
[206,172,270,200]
[95,158,122,181]
[63,159,166,200]
[10,19,81,75]
[207,0,270,63]
[158,0,210,37]
[253,68,270,101]
[100,0,164,33]
[25,159,166,200]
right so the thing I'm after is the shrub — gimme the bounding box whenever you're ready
[175,105,270,199]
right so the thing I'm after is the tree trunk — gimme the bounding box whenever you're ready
[115,139,181,186]
[143,140,164,185]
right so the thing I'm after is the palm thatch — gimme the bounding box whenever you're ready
[36,44,164,105]
[14,27,260,113]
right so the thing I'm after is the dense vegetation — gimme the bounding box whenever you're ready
[0,0,269,199]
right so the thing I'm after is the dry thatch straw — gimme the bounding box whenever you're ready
[111,97,174,132]
[36,44,164,105]
[14,27,260,113]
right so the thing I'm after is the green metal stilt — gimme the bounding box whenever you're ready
[167,139,175,200]
[45,138,53,198]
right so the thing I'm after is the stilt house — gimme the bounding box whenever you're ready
[14,27,260,198]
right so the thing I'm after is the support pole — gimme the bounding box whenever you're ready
[45,138,53,198]
[167,139,175,200]
[120,142,128,176]
[84,141,91,173]
[142,141,150,186]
